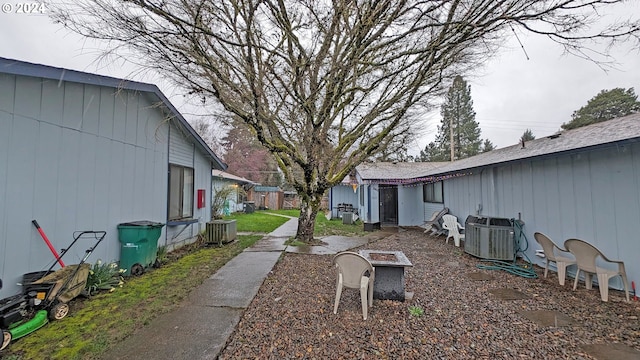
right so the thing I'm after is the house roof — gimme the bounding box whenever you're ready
[0,57,226,170]
[253,186,281,192]
[356,161,449,182]
[355,113,640,184]
[423,113,640,178]
[212,170,257,185]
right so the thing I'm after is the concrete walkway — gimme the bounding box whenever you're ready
[104,217,371,360]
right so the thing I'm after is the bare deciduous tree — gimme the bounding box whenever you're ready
[50,0,639,242]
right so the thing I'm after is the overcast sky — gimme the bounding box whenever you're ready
[1,2,638,153]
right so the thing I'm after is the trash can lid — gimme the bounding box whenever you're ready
[118,220,165,227]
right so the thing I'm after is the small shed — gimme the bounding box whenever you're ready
[283,191,300,209]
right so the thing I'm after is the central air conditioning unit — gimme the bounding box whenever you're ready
[206,220,237,246]
[464,216,515,261]
[342,212,355,225]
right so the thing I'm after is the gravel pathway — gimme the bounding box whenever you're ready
[219,228,640,359]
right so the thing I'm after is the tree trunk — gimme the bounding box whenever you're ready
[296,193,323,243]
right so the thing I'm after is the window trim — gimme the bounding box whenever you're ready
[168,164,194,220]
[423,181,444,204]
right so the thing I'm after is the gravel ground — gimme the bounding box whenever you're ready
[219,228,640,359]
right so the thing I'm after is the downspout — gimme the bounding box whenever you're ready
[192,142,197,237]
[165,124,171,246]
[478,168,484,215]
[328,187,333,218]
[367,185,371,222]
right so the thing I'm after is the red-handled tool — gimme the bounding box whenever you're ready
[32,220,65,267]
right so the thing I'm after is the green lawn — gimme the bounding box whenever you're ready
[224,208,366,237]
[223,211,291,232]
[1,210,369,359]
[2,235,264,360]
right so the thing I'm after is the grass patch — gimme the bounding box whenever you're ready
[224,211,290,232]
[2,210,368,359]
[265,209,300,218]
[2,235,262,360]
[314,214,367,237]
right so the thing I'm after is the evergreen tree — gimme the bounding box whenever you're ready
[562,88,640,130]
[520,129,535,143]
[423,76,484,161]
[481,139,496,153]
[417,142,439,162]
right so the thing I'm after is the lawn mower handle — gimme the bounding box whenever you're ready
[32,220,65,267]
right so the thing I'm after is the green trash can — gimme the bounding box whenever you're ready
[117,221,164,277]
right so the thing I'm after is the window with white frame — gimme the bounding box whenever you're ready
[423,181,444,203]
[168,164,194,220]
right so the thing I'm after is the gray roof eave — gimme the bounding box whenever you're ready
[428,136,640,178]
[355,113,640,184]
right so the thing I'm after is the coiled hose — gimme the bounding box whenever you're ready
[476,219,538,279]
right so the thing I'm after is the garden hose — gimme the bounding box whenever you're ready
[476,218,538,279]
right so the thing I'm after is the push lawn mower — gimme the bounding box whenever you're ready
[0,230,106,351]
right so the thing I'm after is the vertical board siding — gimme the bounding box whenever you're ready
[0,111,12,279]
[124,91,138,144]
[62,82,84,130]
[54,128,81,237]
[0,75,174,298]
[571,153,595,240]
[556,156,577,236]
[609,146,637,257]
[98,87,115,138]
[329,185,359,218]
[112,93,127,141]
[398,185,421,226]
[589,151,616,249]
[0,73,15,113]
[369,185,380,223]
[93,136,112,257]
[169,125,195,167]
[443,144,640,291]
[424,202,445,221]
[82,85,101,135]
[41,79,64,126]
[542,158,563,232]
[6,116,38,274]
[13,75,41,120]
[76,132,99,227]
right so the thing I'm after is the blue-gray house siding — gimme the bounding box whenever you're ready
[443,142,640,290]
[343,115,640,293]
[328,184,360,219]
[0,58,225,299]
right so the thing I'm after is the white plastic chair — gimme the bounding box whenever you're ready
[564,238,630,302]
[442,214,465,247]
[533,232,576,286]
[332,252,375,320]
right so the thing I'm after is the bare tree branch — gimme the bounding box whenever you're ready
[48,0,640,241]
